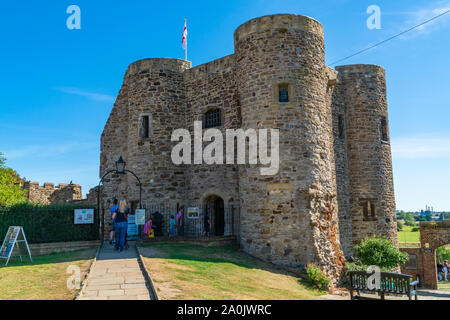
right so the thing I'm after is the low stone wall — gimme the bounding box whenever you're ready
[138,236,237,247]
[400,247,424,287]
[28,240,101,256]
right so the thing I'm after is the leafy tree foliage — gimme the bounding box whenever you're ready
[0,153,27,207]
[354,236,409,269]
[436,246,450,264]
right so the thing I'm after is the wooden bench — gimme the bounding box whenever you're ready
[348,270,419,300]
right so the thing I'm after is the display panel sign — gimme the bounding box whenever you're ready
[187,207,200,219]
[135,209,146,225]
[0,226,32,266]
[74,209,94,225]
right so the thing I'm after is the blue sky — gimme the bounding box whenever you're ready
[1,0,449,211]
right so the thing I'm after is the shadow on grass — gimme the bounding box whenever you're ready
[0,248,97,269]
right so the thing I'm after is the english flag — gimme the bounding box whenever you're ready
[182,20,188,51]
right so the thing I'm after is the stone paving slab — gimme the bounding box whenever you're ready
[79,242,153,300]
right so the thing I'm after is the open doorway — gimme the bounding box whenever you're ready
[204,195,225,236]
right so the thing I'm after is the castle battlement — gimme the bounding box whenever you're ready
[23,181,83,204]
[125,58,191,77]
[234,14,323,43]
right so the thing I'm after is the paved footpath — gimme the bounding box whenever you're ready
[79,241,153,300]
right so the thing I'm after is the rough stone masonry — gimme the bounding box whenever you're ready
[100,14,398,285]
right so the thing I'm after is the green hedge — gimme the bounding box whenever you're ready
[0,203,99,244]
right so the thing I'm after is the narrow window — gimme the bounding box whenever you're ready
[361,200,376,221]
[140,115,151,138]
[338,115,345,139]
[278,84,289,103]
[370,201,376,219]
[362,201,369,221]
[204,109,222,128]
[381,116,388,142]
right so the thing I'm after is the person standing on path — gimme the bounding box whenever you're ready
[109,199,119,245]
[112,200,129,252]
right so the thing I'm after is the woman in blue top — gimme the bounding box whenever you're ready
[112,200,129,252]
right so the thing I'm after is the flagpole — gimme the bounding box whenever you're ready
[184,18,187,61]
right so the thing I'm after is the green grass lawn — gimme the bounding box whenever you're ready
[438,281,450,291]
[0,248,96,300]
[398,224,420,245]
[139,243,326,300]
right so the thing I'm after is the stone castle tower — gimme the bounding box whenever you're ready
[100,14,397,284]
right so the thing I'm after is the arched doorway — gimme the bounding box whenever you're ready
[420,221,450,289]
[204,195,225,236]
[436,245,450,290]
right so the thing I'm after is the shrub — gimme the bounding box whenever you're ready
[354,236,409,270]
[0,202,99,243]
[306,264,331,291]
[397,221,403,231]
[437,246,450,263]
[411,227,420,232]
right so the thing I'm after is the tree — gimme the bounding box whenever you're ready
[436,246,450,263]
[0,153,27,207]
[354,236,409,269]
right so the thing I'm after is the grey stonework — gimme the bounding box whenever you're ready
[100,14,397,285]
[22,181,83,204]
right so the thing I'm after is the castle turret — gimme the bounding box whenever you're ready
[335,65,397,247]
[124,58,190,205]
[234,14,344,283]
[100,58,190,207]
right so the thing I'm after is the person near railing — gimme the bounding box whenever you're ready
[177,206,184,236]
[169,215,176,237]
[109,199,119,245]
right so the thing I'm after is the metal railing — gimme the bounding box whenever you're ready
[139,202,240,239]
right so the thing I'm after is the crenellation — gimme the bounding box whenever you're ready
[22,181,84,204]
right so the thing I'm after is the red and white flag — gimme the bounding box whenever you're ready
[182,19,188,51]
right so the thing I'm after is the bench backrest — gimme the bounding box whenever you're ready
[348,271,413,294]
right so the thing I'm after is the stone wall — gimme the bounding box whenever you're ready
[400,247,424,285]
[234,14,344,284]
[184,55,240,235]
[23,182,83,204]
[335,65,398,248]
[328,67,352,257]
[99,13,398,286]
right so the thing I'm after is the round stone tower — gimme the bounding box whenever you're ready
[335,64,397,247]
[234,14,345,283]
[123,58,190,205]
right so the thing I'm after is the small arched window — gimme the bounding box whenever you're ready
[204,109,222,129]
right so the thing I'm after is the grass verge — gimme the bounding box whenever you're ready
[139,242,326,300]
[0,248,96,300]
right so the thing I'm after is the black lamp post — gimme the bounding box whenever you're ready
[97,156,143,242]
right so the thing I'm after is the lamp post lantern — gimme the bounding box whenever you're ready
[116,156,126,174]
